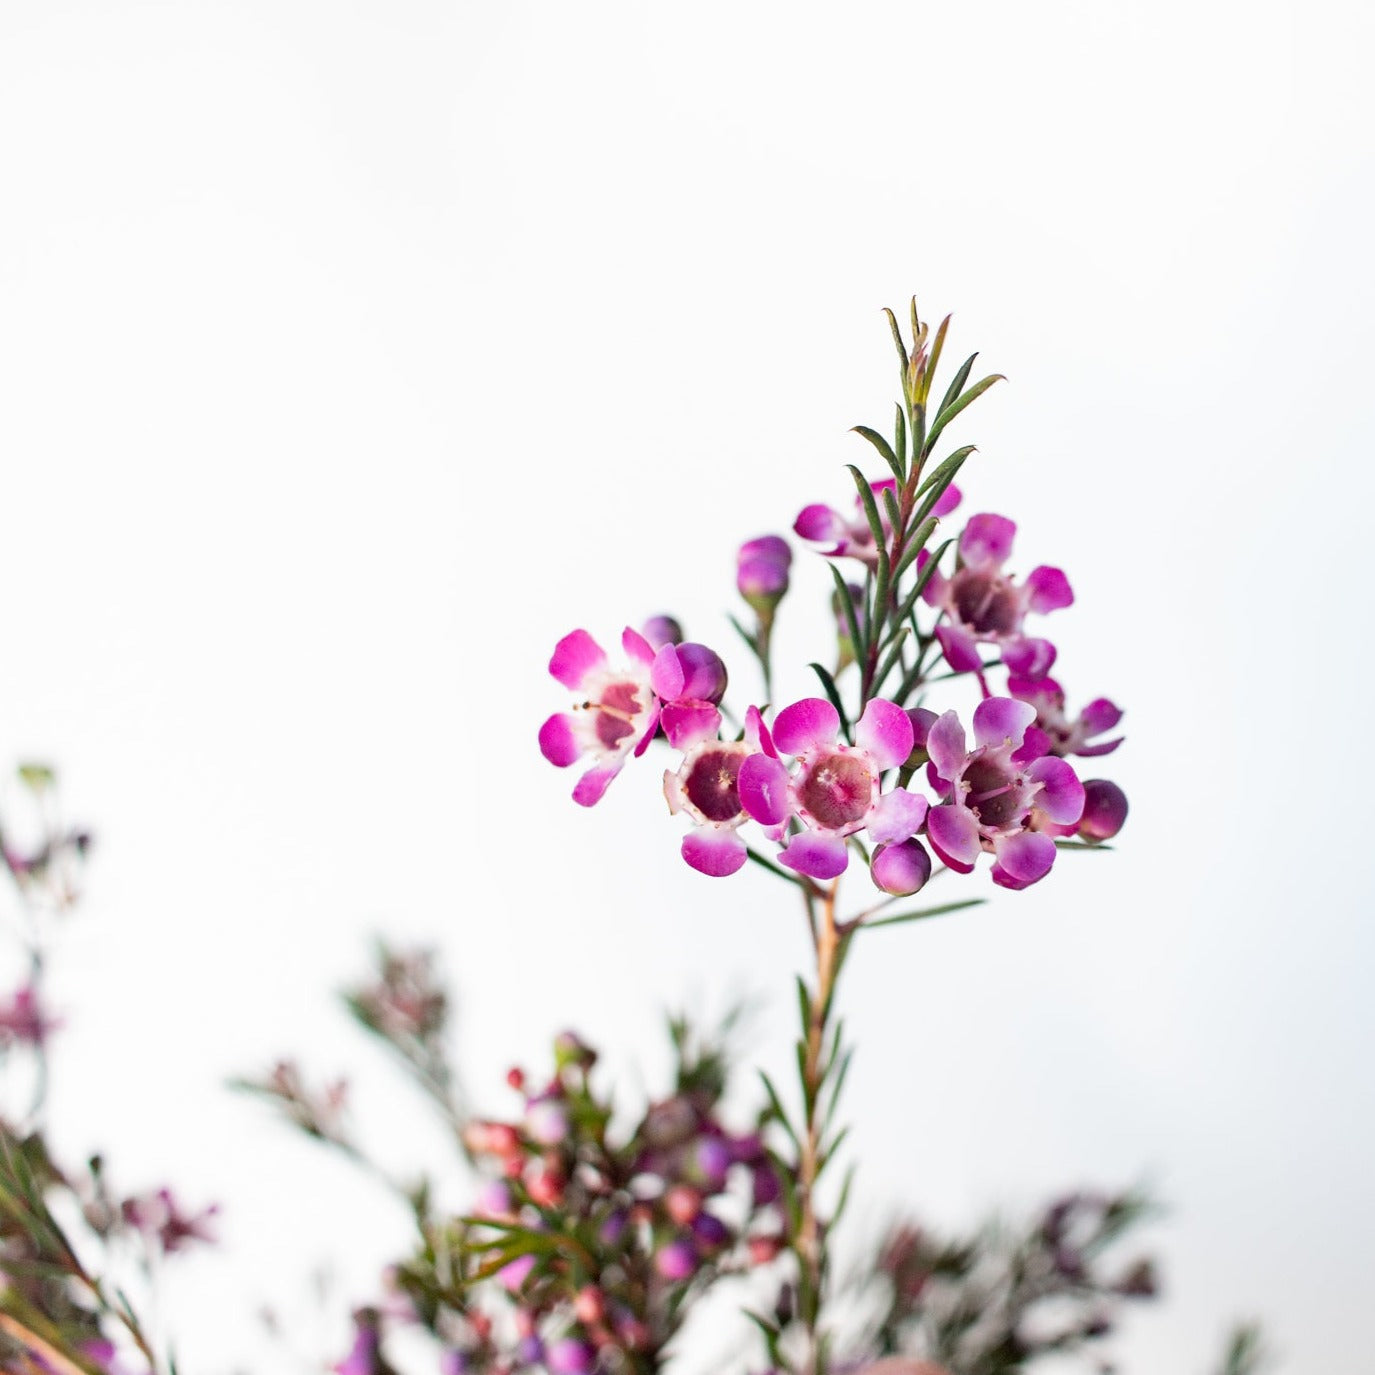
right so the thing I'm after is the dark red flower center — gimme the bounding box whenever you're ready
[953,569,1022,637]
[592,680,644,750]
[683,746,745,822]
[962,756,1027,830]
[798,750,874,831]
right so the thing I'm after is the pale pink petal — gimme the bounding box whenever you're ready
[539,713,581,767]
[973,696,1036,749]
[1025,565,1074,613]
[959,513,1016,569]
[934,622,983,673]
[738,754,791,825]
[918,549,948,607]
[866,787,929,845]
[622,626,656,665]
[549,630,606,690]
[1027,756,1086,824]
[573,764,620,807]
[856,698,915,771]
[682,828,748,878]
[661,701,721,751]
[926,802,981,866]
[651,645,686,701]
[663,769,685,814]
[779,832,850,880]
[926,710,967,782]
[991,829,1056,883]
[773,698,841,756]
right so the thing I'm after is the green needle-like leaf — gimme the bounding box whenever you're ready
[926,373,1005,452]
[851,425,903,483]
[864,897,987,929]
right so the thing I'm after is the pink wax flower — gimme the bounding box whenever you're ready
[1008,674,1124,758]
[925,697,1084,890]
[740,698,928,881]
[539,627,662,806]
[795,480,962,566]
[0,983,60,1047]
[922,513,1071,677]
[663,705,774,877]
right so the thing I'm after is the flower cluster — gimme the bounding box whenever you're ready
[336,1022,782,1375]
[539,317,1128,898]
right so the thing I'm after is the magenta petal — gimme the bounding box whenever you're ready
[1080,697,1123,736]
[794,503,847,548]
[926,710,968,783]
[549,630,606,690]
[973,696,1036,749]
[926,802,981,865]
[738,754,791,825]
[992,829,1056,884]
[661,701,721,751]
[1007,674,1062,712]
[1076,736,1123,758]
[1013,725,1051,764]
[959,513,1016,569]
[1027,756,1085,824]
[779,833,849,880]
[990,863,1034,891]
[651,645,686,701]
[773,698,840,756]
[681,828,748,877]
[856,698,915,771]
[622,626,655,665]
[1001,636,1057,677]
[539,713,581,767]
[867,787,928,845]
[932,482,962,519]
[632,701,662,757]
[1025,565,1074,613]
[935,622,984,673]
[744,705,776,758]
[573,764,619,807]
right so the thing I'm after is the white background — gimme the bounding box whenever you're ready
[1,2,1372,1371]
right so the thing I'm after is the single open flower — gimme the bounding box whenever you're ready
[539,627,661,806]
[663,706,774,877]
[1008,674,1124,758]
[923,513,1071,677]
[925,697,1084,889]
[796,479,961,566]
[740,697,928,881]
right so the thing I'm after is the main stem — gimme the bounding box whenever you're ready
[796,881,844,1375]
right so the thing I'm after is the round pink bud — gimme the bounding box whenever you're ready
[655,1238,698,1280]
[737,536,793,608]
[1077,779,1128,840]
[748,1233,784,1265]
[642,615,683,648]
[871,839,932,897]
[673,643,729,704]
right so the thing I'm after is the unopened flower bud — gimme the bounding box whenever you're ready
[672,643,728,705]
[748,1233,785,1265]
[664,1185,702,1226]
[737,535,792,615]
[655,1238,698,1280]
[547,1338,595,1374]
[573,1285,606,1324]
[871,840,932,897]
[525,1099,569,1145]
[642,615,684,649]
[1077,779,1128,840]
[553,1029,597,1070]
[691,1211,730,1250]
